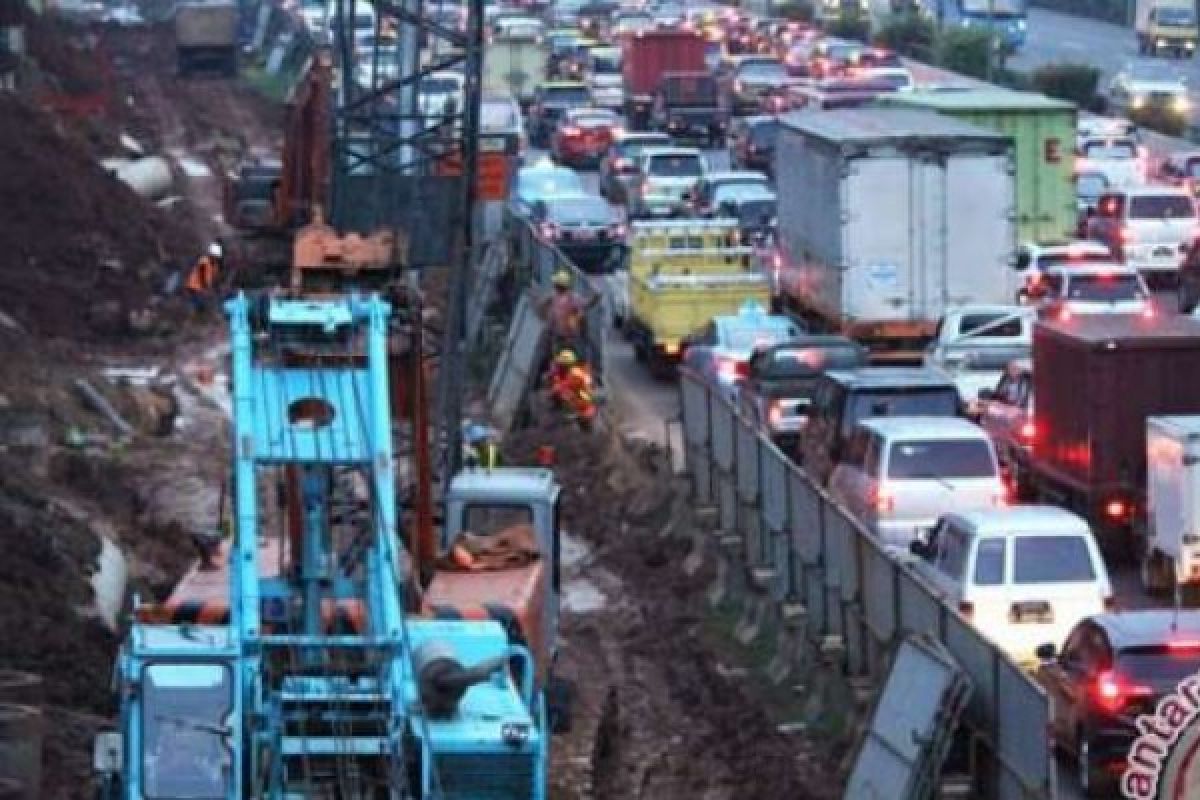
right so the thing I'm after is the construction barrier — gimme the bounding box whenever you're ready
[677,369,1055,800]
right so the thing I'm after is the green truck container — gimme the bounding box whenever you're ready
[881,89,1077,244]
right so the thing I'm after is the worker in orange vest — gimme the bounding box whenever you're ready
[547,349,596,430]
[185,243,222,315]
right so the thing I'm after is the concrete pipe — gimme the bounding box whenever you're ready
[0,704,42,800]
[0,673,41,709]
[90,535,129,634]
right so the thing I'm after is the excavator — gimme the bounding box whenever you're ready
[92,291,566,798]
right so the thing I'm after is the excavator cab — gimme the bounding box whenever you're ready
[426,467,567,726]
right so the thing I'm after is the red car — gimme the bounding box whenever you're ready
[551,108,623,168]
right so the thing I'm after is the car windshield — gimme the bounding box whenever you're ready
[723,327,793,352]
[647,153,704,177]
[1082,141,1137,159]
[732,198,777,224]
[749,121,780,146]
[551,196,612,224]
[591,48,621,71]
[740,61,787,80]
[958,312,1027,339]
[482,99,519,130]
[843,388,960,436]
[518,168,584,197]
[940,345,1030,371]
[421,76,460,93]
[1119,646,1200,686]
[762,345,865,378]
[544,86,591,104]
[1066,273,1144,301]
[886,439,996,479]
[573,112,617,127]
[1129,61,1181,82]
[618,137,667,158]
[1036,249,1112,268]
[1012,535,1096,583]
[713,180,770,200]
[1076,173,1110,198]
[1129,194,1195,218]
[1157,7,1196,25]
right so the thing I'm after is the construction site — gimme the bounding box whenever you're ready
[0,6,847,799]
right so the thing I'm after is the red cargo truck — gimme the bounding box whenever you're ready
[1029,315,1200,558]
[621,29,707,131]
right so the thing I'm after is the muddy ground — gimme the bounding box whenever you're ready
[507,426,838,800]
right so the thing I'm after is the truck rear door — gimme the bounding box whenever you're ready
[842,157,914,322]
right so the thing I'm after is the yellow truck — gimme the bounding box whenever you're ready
[626,267,771,377]
[627,219,749,279]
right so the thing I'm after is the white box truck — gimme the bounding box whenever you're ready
[773,108,1017,363]
[1144,415,1200,591]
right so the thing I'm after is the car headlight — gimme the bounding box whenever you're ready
[1132,93,1146,110]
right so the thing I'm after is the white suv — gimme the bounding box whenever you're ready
[911,507,1113,666]
[629,147,708,219]
[1032,264,1153,319]
[828,416,1007,552]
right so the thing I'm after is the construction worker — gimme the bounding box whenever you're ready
[463,423,501,469]
[546,349,596,430]
[537,269,599,358]
[185,243,222,315]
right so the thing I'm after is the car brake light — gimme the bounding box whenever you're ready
[958,601,974,619]
[767,401,783,427]
[1143,305,1156,319]
[717,356,743,381]
[871,484,894,513]
[1119,226,1133,243]
[1168,639,1200,650]
[1094,669,1154,714]
[562,125,581,136]
[1059,307,1073,322]
[1019,421,1037,444]
[1105,498,1128,520]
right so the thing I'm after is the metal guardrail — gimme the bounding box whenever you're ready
[677,370,1056,800]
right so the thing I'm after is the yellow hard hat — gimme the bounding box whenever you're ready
[555,349,577,366]
[552,270,571,288]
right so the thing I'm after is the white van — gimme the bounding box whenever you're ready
[911,507,1113,666]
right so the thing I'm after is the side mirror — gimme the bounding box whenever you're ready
[1034,642,1057,662]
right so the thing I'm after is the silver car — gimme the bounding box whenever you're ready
[628,147,708,219]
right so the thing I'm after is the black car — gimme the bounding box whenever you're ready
[652,71,726,145]
[531,194,626,273]
[728,115,780,175]
[1039,611,1200,798]
[714,184,777,247]
[528,82,594,147]
[737,337,868,452]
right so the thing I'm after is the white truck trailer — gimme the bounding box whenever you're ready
[1144,416,1200,593]
[773,108,1018,363]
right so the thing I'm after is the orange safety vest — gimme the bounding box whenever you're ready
[186,256,219,292]
[552,365,596,420]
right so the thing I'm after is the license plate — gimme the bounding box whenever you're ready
[1154,246,1174,258]
[1009,601,1053,624]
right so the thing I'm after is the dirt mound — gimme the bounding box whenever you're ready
[507,424,832,799]
[0,95,202,338]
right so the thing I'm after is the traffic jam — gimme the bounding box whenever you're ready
[440,0,1200,795]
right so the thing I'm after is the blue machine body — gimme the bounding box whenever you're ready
[100,293,546,799]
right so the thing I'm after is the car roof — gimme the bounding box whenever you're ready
[946,506,1091,537]
[823,367,958,389]
[1089,610,1200,649]
[640,146,703,157]
[704,170,769,183]
[858,415,987,439]
[1042,263,1134,276]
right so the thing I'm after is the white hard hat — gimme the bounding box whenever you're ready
[208,242,223,258]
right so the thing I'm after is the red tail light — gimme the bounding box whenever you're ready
[1059,307,1073,322]
[717,357,749,382]
[1119,226,1134,243]
[1019,421,1037,445]
[1105,498,1128,520]
[767,401,783,427]
[1142,305,1156,319]
[1093,669,1154,714]
[871,484,894,513]
[561,125,581,137]
[1168,639,1200,650]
